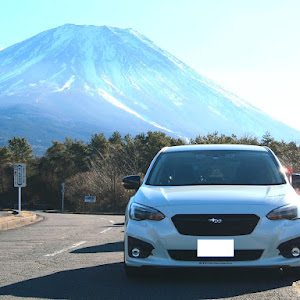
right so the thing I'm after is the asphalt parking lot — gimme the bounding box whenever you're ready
[1,212,300,300]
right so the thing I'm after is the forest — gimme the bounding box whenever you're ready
[0,131,299,212]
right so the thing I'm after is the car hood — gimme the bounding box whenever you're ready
[135,184,296,208]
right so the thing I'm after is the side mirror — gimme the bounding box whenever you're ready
[122,175,141,190]
[291,173,300,190]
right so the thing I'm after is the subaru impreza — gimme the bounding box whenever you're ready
[123,145,300,276]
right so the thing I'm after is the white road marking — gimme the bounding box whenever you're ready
[44,241,86,257]
[44,217,116,257]
[100,217,115,224]
[100,227,112,234]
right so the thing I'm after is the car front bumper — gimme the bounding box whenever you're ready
[125,215,300,268]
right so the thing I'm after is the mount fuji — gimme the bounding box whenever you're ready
[0,24,299,151]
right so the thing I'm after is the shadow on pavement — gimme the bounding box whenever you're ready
[71,241,124,253]
[0,263,299,300]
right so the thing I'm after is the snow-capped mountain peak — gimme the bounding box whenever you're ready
[0,24,299,150]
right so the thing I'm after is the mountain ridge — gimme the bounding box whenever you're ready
[0,24,299,152]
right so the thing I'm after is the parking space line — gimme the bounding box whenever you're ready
[44,241,86,257]
[100,217,115,224]
[100,227,112,234]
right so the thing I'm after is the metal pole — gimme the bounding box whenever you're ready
[18,187,21,216]
[61,183,65,212]
[62,190,65,212]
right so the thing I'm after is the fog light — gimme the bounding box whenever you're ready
[292,247,300,257]
[278,237,300,258]
[131,248,140,258]
[128,236,154,258]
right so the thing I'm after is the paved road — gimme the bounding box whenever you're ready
[1,212,300,300]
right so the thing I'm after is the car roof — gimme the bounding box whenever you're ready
[162,144,268,153]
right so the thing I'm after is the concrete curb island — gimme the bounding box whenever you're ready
[0,211,43,231]
[44,210,125,216]
[0,210,125,231]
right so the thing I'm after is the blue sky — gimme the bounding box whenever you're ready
[1,0,300,131]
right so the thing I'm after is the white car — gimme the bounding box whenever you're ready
[123,144,300,276]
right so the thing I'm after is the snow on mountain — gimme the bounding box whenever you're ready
[0,24,299,151]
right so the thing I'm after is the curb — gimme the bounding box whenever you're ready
[43,210,125,216]
[0,213,43,231]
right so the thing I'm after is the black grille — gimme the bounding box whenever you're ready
[171,214,260,236]
[168,250,264,261]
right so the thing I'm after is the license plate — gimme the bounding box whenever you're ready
[197,239,234,257]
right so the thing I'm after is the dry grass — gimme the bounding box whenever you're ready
[0,211,34,223]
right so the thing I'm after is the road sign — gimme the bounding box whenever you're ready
[85,196,96,203]
[14,164,26,188]
[13,163,26,217]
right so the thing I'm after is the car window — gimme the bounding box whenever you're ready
[146,150,286,186]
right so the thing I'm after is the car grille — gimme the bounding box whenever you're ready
[171,214,260,236]
[168,250,264,261]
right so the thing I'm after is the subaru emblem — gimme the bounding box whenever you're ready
[208,218,223,224]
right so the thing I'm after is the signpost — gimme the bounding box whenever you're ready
[14,164,26,216]
[61,183,65,212]
[85,196,96,203]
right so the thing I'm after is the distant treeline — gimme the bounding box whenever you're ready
[0,131,299,212]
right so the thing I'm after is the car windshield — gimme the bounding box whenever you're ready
[146,150,286,186]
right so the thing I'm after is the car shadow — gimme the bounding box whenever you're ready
[0,263,300,299]
[71,241,124,253]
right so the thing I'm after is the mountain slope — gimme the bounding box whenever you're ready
[0,24,299,150]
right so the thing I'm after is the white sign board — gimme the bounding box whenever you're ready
[85,196,96,203]
[14,163,26,187]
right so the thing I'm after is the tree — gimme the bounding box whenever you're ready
[0,146,11,164]
[64,138,89,174]
[0,146,11,193]
[109,131,125,146]
[1,130,300,211]
[194,132,237,144]
[261,132,275,147]
[122,134,140,174]
[89,133,109,157]
[8,137,33,163]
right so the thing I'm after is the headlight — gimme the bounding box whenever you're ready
[129,203,165,221]
[266,205,298,220]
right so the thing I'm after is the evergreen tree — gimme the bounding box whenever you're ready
[261,131,275,147]
[109,131,124,146]
[8,137,33,163]
[89,133,109,156]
